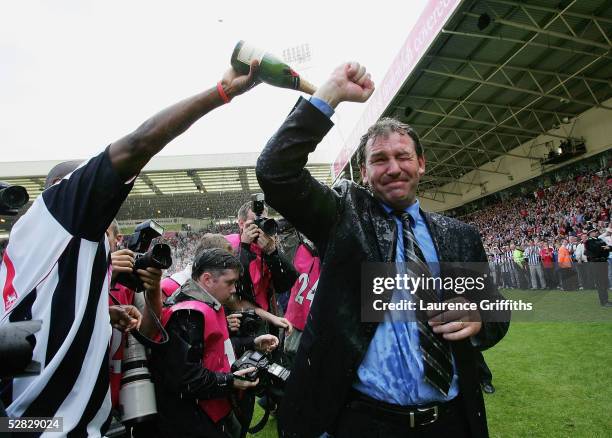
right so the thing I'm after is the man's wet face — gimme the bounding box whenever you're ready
[360,132,425,210]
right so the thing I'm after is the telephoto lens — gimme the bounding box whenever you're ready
[118,334,158,426]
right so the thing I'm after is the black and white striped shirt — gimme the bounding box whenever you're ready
[525,245,541,265]
[0,148,133,436]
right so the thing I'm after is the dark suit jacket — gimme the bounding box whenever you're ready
[256,97,510,438]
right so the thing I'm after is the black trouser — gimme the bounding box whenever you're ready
[334,393,470,438]
[516,265,528,289]
[560,268,577,290]
[589,262,610,305]
[543,267,556,288]
[502,271,512,288]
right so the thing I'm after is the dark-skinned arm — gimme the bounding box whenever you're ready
[109,62,259,180]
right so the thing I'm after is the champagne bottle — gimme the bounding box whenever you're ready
[231,40,316,95]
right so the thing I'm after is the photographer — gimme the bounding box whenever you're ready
[0,59,260,435]
[106,220,164,415]
[150,248,278,438]
[283,230,321,369]
[225,201,298,336]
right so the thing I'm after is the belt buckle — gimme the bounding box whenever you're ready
[417,405,438,426]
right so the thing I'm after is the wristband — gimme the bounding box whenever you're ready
[217,81,231,103]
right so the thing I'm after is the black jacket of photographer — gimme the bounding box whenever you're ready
[256,97,510,438]
[149,278,254,437]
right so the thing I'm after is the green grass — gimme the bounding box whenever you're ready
[247,289,612,437]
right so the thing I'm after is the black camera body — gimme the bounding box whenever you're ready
[251,193,278,237]
[115,220,173,291]
[232,350,290,388]
[230,309,262,337]
[0,181,29,216]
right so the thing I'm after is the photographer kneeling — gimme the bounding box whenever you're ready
[150,248,278,438]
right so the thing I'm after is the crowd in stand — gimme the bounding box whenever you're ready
[463,172,612,297]
[153,223,239,275]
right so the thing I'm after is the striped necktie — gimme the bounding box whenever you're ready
[395,211,453,396]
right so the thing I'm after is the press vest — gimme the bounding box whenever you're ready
[160,300,233,423]
[285,244,320,331]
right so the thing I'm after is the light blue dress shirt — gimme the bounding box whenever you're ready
[353,201,459,405]
[309,96,335,117]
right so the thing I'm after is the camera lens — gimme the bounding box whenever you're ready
[262,218,278,236]
[0,185,29,209]
[150,244,172,269]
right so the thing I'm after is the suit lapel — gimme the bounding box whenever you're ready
[367,199,396,262]
[421,210,445,262]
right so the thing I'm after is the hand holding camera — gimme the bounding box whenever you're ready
[240,221,260,245]
[229,309,262,337]
[232,350,291,389]
[111,249,135,281]
[227,312,242,333]
[241,220,277,254]
[255,230,277,255]
[233,366,260,389]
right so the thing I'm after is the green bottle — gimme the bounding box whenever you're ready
[231,40,316,94]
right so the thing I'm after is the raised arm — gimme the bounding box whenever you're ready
[255,62,374,245]
[109,62,260,180]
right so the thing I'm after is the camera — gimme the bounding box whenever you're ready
[0,181,29,216]
[232,350,290,389]
[230,309,262,337]
[252,193,278,236]
[118,333,158,426]
[116,220,173,291]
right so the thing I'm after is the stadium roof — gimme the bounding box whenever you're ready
[0,152,332,199]
[333,0,612,198]
[0,153,333,232]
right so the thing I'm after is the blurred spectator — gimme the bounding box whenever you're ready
[540,241,556,289]
[525,240,546,290]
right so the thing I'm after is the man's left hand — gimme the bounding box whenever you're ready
[254,334,279,354]
[427,297,482,341]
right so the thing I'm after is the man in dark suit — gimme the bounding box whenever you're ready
[256,62,510,438]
